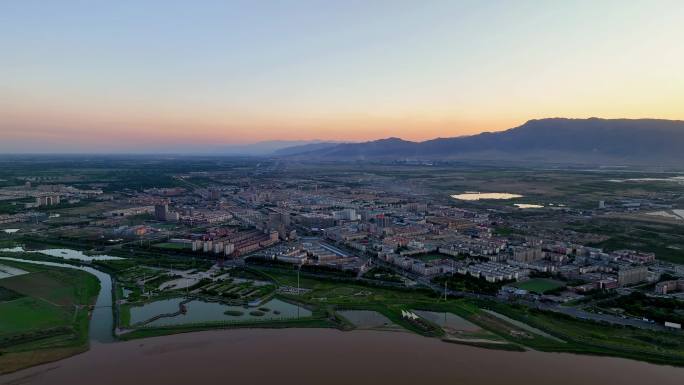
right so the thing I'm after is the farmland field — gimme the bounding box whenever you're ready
[0,260,100,374]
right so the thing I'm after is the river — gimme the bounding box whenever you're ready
[2,257,684,385]
[1,328,683,385]
[0,257,114,343]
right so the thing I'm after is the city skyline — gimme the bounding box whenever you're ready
[2,0,684,153]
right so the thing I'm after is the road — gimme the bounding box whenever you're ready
[368,254,675,332]
[539,303,668,331]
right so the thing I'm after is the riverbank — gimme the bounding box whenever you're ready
[2,328,683,385]
[3,249,684,370]
[0,258,110,374]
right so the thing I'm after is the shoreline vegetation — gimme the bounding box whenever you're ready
[2,248,684,376]
[0,258,100,374]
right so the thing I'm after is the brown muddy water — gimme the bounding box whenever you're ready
[1,329,683,385]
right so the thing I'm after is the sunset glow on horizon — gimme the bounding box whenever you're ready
[2,0,683,153]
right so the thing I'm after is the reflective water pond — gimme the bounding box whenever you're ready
[130,297,311,327]
[451,192,523,201]
[0,246,123,261]
[337,310,398,330]
[413,310,481,332]
[514,203,544,209]
[0,263,29,280]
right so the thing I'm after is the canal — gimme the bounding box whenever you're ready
[0,256,115,343]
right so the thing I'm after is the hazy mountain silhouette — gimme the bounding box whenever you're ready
[272,142,342,155]
[220,140,332,155]
[278,118,684,165]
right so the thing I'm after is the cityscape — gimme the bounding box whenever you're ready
[2,1,684,385]
[1,158,684,383]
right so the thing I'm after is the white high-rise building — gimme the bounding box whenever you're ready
[333,208,357,221]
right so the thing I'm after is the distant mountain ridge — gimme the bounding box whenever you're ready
[276,118,684,165]
[272,142,341,155]
[221,140,338,155]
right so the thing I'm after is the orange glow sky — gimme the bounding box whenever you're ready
[1,1,683,152]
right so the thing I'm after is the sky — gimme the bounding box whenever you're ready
[1,0,683,153]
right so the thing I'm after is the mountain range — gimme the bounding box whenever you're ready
[274,118,684,165]
[219,140,341,156]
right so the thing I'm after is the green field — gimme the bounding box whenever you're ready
[570,218,684,264]
[513,278,565,294]
[0,260,100,374]
[0,297,68,333]
[483,302,684,366]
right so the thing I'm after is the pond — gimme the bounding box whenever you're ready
[129,298,184,323]
[129,297,311,327]
[514,203,544,209]
[451,192,523,201]
[337,310,398,329]
[413,310,481,332]
[0,263,29,280]
[608,176,684,184]
[0,246,124,261]
[645,211,681,220]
